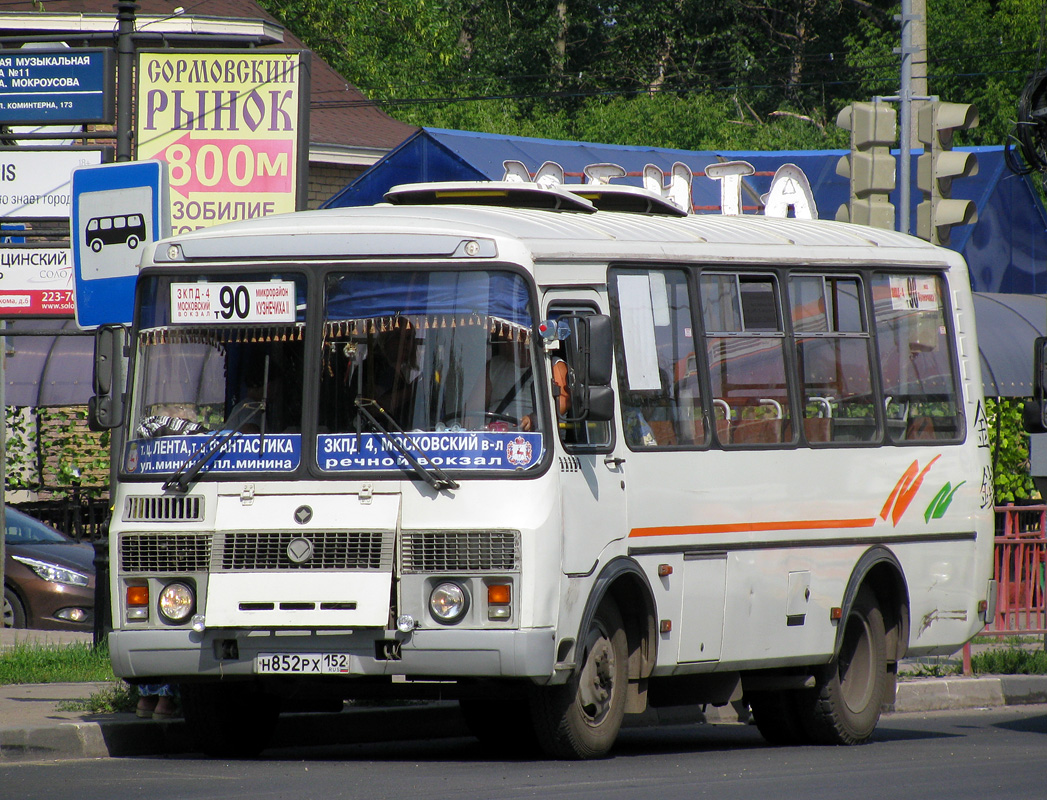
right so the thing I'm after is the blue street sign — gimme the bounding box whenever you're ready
[72,160,169,329]
[0,48,114,125]
[1,223,25,244]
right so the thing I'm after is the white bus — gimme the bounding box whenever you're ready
[98,171,996,759]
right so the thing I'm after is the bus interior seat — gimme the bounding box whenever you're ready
[646,419,678,446]
[905,415,937,440]
[731,418,782,444]
[803,417,832,443]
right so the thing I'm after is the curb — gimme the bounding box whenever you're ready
[3,677,1047,763]
[0,702,468,763]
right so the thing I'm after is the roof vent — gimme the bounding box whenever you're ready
[383,181,596,213]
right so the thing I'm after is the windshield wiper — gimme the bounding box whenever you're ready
[355,398,459,491]
[162,428,240,494]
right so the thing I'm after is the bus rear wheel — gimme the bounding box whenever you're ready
[181,682,281,758]
[530,599,628,759]
[799,588,887,745]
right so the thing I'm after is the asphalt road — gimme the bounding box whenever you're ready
[3,705,1046,800]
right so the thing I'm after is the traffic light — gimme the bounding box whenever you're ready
[835,102,897,230]
[916,101,979,246]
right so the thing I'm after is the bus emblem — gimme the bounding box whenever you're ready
[286,537,314,564]
[294,505,313,524]
[506,436,533,467]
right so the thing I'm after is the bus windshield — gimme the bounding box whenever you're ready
[124,268,544,480]
[319,270,536,433]
[125,273,308,480]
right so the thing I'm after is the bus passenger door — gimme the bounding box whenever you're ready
[546,294,629,575]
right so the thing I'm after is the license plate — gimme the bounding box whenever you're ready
[255,653,351,674]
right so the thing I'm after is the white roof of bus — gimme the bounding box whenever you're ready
[151,201,961,271]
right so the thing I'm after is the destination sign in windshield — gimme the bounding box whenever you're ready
[171,281,296,323]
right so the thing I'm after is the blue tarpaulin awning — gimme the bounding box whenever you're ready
[324,128,1047,296]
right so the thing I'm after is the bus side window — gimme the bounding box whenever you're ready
[790,274,880,444]
[612,268,703,449]
[701,272,793,447]
[871,273,962,442]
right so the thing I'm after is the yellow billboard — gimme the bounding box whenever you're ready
[135,50,309,233]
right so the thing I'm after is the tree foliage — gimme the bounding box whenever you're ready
[257,0,1045,147]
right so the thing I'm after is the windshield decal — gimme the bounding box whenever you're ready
[317,432,543,473]
[125,433,301,475]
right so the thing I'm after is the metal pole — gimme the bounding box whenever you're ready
[898,0,914,234]
[115,1,138,162]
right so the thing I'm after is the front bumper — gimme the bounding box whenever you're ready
[109,625,556,681]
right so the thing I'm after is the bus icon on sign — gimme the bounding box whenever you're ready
[86,213,146,252]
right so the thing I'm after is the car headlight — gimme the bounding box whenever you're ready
[429,581,469,624]
[158,581,196,623]
[11,555,89,587]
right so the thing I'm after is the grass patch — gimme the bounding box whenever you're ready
[900,659,962,678]
[970,647,1047,675]
[57,681,139,715]
[0,640,115,685]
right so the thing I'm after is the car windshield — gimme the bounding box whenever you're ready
[4,508,69,545]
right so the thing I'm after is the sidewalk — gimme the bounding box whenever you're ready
[3,628,1047,763]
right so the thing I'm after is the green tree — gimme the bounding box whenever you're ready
[844,0,1044,145]
[259,0,1040,149]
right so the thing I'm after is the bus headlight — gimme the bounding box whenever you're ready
[429,582,468,624]
[158,581,196,624]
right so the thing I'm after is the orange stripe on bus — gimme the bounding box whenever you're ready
[628,517,879,538]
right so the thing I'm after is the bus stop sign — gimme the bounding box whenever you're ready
[72,160,169,329]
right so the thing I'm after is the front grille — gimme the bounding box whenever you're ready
[120,533,212,573]
[401,530,520,573]
[213,530,393,571]
[124,495,204,522]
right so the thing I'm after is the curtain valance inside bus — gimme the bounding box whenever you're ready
[325,271,532,327]
[138,324,304,347]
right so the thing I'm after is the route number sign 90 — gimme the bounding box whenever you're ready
[170,281,296,323]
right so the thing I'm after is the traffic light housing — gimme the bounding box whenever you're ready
[916,101,979,246]
[835,102,897,230]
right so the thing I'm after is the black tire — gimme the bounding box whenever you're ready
[180,682,281,758]
[90,238,103,253]
[530,599,628,759]
[799,588,887,745]
[126,235,140,249]
[3,586,26,628]
[747,689,810,746]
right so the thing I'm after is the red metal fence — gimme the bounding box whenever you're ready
[987,504,1047,637]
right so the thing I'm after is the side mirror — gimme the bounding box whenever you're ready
[584,314,613,386]
[586,385,615,421]
[556,313,615,422]
[1024,337,1047,434]
[88,325,127,431]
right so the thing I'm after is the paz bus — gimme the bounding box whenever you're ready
[94,162,996,758]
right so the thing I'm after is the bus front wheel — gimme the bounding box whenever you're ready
[530,599,628,759]
[800,587,887,745]
[181,682,281,758]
